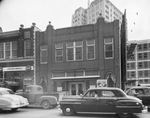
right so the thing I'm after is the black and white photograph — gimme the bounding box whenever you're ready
[0,0,150,118]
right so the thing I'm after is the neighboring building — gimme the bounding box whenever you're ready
[126,39,150,89]
[72,7,87,26]
[0,23,40,91]
[35,18,121,95]
[72,0,123,27]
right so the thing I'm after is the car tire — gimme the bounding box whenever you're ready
[62,105,75,116]
[41,100,51,109]
[11,108,18,112]
[117,113,132,118]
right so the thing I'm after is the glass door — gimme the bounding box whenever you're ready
[70,82,84,95]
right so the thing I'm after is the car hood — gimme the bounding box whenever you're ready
[2,94,25,101]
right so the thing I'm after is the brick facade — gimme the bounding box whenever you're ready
[36,18,121,95]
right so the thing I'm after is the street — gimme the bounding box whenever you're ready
[0,106,150,118]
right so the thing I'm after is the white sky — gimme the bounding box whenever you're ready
[0,0,150,41]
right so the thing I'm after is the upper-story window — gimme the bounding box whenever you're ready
[66,41,83,61]
[12,41,17,58]
[24,40,31,57]
[5,42,10,59]
[24,31,30,39]
[86,40,95,60]
[40,45,47,64]
[0,41,17,59]
[0,43,4,59]
[55,43,63,62]
[104,38,114,59]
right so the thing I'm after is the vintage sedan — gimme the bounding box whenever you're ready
[126,86,150,107]
[59,87,145,118]
[0,87,29,112]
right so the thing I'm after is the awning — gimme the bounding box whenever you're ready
[51,75,100,80]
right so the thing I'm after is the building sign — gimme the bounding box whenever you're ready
[3,66,33,72]
[97,79,107,87]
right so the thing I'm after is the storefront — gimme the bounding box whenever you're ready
[1,66,34,91]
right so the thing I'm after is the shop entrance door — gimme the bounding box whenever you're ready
[70,82,84,95]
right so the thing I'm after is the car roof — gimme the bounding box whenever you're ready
[129,86,150,89]
[0,87,11,91]
[88,87,121,91]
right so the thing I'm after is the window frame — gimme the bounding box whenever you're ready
[86,40,95,60]
[24,39,31,57]
[55,43,63,62]
[40,47,48,64]
[104,38,114,59]
[66,41,83,61]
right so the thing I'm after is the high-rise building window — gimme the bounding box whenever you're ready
[86,40,95,60]
[40,45,47,64]
[138,53,142,60]
[55,43,63,62]
[24,40,31,57]
[0,43,4,59]
[104,38,114,59]
[66,41,83,61]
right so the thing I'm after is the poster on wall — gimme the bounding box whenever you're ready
[96,79,107,87]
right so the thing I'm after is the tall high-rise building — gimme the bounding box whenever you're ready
[72,0,123,26]
[126,39,150,89]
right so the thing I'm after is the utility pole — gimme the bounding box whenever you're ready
[121,9,127,90]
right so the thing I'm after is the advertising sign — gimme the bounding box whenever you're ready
[97,79,107,87]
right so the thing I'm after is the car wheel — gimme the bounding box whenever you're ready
[117,113,132,118]
[62,105,75,116]
[41,100,51,109]
[11,108,18,112]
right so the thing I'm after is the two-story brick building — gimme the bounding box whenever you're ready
[35,18,121,95]
[0,23,40,91]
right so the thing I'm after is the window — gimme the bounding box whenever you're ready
[66,42,74,61]
[138,71,143,78]
[0,42,17,59]
[12,41,17,58]
[40,46,47,64]
[138,53,142,60]
[5,42,10,59]
[75,41,83,60]
[66,41,83,61]
[143,52,148,59]
[24,40,31,57]
[104,38,114,59]
[24,31,30,39]
[0,43,4,59]
[55,43,63,62]
[130,71,136,78]
[137,44,142,51]
[86,40,95,60]
[143,43,148,50]
[138,62,143,69]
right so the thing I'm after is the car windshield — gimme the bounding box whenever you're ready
[0,89,14,95]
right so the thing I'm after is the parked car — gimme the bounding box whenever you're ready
[0,87,29,112]
[16,85,58,109]
[126,86,150,107]
[59,87,145,118]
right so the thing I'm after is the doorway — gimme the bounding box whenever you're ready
[69,82,85,95]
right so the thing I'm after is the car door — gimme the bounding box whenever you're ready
[76,90,100,112]
[99,90,117,112]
